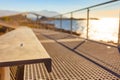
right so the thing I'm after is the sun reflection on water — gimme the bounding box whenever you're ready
[80,18,119,43]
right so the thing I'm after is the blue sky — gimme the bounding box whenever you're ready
[0,0,111,13]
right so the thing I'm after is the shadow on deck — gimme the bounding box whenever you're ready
[22,29,120,80]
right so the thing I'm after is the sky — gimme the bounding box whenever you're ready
[0,0,111,13]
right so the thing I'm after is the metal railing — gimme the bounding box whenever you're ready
[46,0,120,46]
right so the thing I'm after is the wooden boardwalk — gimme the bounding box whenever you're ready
[24,29,120,80]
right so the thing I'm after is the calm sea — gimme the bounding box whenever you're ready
[47,18,119,43]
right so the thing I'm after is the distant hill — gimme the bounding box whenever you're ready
[0,10,60,17]
[0,10,19,17]
[34,10,60,17]
[27,10,60,20]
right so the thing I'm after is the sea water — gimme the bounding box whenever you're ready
[52,18,119,43]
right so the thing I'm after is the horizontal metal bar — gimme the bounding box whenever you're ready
[53,0,120,17]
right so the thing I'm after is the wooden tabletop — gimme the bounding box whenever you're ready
[0,27,51,72]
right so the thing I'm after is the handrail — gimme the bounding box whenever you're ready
[53,0,120,17]
[0,12,46,18]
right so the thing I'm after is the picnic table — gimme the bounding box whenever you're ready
[0,27,51,80]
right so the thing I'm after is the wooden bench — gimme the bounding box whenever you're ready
[0,27,52,80]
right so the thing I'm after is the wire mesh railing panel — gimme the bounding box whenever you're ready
[89,1,120,45]
[61,13,71,31]
[54,16,61,29]
[73,10,87,38]
[49,0,120,46]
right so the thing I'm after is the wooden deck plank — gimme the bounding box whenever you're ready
[36,29,120,75]
[24,29,120,80]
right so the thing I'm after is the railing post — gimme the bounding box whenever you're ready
[53,17,57,31]
[118,9,120,47]
[87,8,90,39]
[36,15,39,28]
[24,14,27,19]
[70,12,73,34]
[60,15,62,31]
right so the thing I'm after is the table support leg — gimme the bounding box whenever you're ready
[44,59,52,72]
[0,67,10,80]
